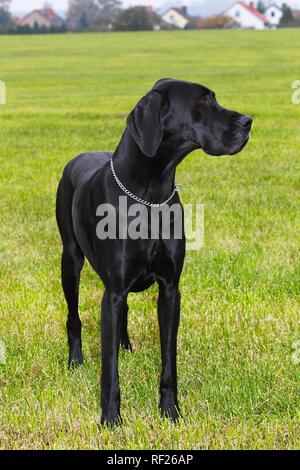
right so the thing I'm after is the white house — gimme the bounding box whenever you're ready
[265,4,283,27]
[161,6,190,29]
[225,1,269,30]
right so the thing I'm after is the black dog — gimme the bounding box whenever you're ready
[56,78,252,425]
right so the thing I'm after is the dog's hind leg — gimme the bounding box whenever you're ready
[62,243,84,367]
[56,178,84,367]
[120,303,132,352]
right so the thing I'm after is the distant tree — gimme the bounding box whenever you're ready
[0,0,11,10]
[0,7,10,23]
[279,4,294,27]
[0,0,12,33]
[257,1,266,14]
[113,6,159,31]
[78,10,89,28]
[68,0,99,30]
[94,0,121,30]
[68,0,121,31]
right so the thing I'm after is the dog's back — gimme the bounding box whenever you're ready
[64,152,112,190]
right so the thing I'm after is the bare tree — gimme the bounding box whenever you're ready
[94,0,122,29]
[0,0,12,32]
[0,0,11,10]
[68,0,100,30]
[68,0,121,30]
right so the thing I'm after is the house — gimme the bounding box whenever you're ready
[161,6,191,29]
[224,1,269,30]
[18,8,65,29]
[265,4,283,27]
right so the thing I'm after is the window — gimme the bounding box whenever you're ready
[271,11,275,17]
[235,11,240,18]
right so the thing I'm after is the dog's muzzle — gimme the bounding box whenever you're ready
[224,114,253,155]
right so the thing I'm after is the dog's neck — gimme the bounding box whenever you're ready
[113,129,198,204]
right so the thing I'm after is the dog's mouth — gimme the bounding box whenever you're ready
[196,115,252,157]
[201,131,250,157]
[223,123,252,156]
[228,132,250,156]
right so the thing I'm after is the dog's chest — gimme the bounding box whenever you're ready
[129,240,177,292]
[130,244,160,292]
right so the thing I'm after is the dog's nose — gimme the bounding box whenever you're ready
[240,115,253,130]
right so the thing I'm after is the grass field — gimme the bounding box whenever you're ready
[0,29,300,450]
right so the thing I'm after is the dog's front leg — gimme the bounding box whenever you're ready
[158,282,181,421]
[100,290,126,426]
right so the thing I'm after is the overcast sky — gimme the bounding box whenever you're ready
[10,0,300,14]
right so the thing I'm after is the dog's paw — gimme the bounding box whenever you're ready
[68,351,83,368]
[160,402,181,423]
[68,356,83,368]
[68,339,83,368]
[100,414,122,428]
[121,340,133,352]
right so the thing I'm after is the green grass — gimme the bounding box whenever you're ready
[0,29,300,450]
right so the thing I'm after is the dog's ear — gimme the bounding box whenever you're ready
[126,91,164,158]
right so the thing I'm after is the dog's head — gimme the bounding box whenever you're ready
[127,78,252,158]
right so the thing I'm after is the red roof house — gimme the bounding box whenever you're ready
[224,1,269,29]
[18,8,64,28]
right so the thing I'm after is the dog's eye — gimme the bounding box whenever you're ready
[198,95,210,106]
[199,93,216,105]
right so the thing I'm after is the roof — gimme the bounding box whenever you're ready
[162,7,191,21]
[236,2,268,24]
[20,8,64,24]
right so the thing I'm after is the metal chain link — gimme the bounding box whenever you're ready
[110,158,178,208]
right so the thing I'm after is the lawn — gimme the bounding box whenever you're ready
[0,29,300,450]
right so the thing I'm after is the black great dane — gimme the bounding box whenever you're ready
[56,78,252,425]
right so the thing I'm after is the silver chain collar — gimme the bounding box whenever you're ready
[110,158,178,208]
